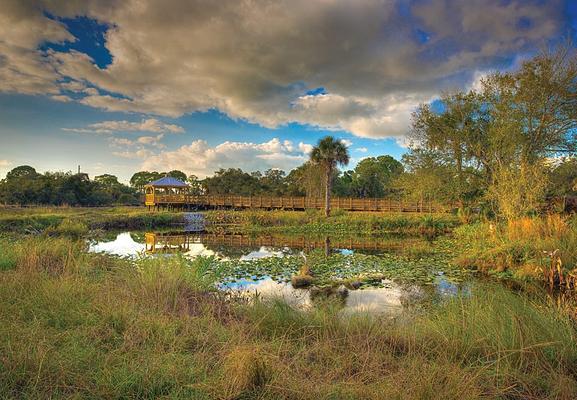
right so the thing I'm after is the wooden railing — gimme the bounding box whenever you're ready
[146,194,449,213]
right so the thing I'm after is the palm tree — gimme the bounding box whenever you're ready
[310,136,350,217]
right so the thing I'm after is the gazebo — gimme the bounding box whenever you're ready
[144,177,190,209]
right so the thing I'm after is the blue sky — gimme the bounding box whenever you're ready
[0,0,575,182]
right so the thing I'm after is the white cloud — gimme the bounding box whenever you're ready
[110,137,134,147]
[0,160,11,167]
[63,118,184,134]
[340,139,353,147]
[0,0,565,139]
[112,149,154,159]
[136,134,165,148]
[355,147,368,153]
[298,142,313,155]
[50,95,72,102]
[141,138,313,178]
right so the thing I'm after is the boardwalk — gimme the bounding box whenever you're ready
[145,194,448,213]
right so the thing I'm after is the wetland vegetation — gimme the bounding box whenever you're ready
[2,48,577,399]
[1,206,577,399]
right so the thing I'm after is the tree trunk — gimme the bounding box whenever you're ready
[324,166,332,217]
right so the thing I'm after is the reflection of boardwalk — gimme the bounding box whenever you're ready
[144,232,423,254]
[145,194,447,213]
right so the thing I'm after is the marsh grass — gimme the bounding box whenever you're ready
[0,235,576,399]
[0,206,183,235]
[455,215,577,286]
[206,209,460,236]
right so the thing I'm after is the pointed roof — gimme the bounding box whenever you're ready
[146,176,189,187]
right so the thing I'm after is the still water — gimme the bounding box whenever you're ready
[89,230,469,314]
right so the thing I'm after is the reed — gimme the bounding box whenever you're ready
[455,215,577,287]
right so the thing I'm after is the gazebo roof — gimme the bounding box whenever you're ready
[146,176,189,188]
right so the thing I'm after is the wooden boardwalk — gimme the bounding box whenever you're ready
[145,194,447,213]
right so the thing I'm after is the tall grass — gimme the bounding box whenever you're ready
[455,215,577,287]
[0,237,576,399]
[206,209,460,236]
[0,206,184,234]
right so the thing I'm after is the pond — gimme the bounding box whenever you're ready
[88,228,474,315]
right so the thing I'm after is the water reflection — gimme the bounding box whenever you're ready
[90,231,433,260]
[141,231,429,258]
[88,231,473,315]
[88,232,145,257]
[222,277,440,315]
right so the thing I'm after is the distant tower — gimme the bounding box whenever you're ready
[78,165,81,174]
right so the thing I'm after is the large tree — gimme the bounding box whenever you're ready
[352,156,403,198]
[406,46,577,217]
[310,136,350,216]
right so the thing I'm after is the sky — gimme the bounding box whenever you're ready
[0,0,576,183]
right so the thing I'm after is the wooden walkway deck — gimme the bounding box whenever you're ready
[146,194,447,213]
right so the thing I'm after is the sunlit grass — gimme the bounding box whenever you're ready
[0,237,576,399]
[455,215,577,286]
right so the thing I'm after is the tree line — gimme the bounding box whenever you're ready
[0,154,404,207]
[1,48,576,216]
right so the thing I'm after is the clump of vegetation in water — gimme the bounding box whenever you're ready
[0,238,576,399]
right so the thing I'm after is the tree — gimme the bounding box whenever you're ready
[94,174,120,189]
[310,136,350,216]
[130,171,161,192]
[203,168,262,196]
[0,165,42,205]
[260,169,287,196]
[405,46,577,217]
[6,165,39,180]
[165,170,187,182]
[187,174,204,195]
[285,162,327,197]
[352,156,403,197]
[548,157,577,197]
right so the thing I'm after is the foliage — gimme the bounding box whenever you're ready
[334,155,404,198]
[487,162,549,220]
[310,136,350,216]
[548,156,577,197]
[400,47,577,216]
[129,170,188,192]
[0,166,140,206]
[454,215,577,286]
[203,168,291,196]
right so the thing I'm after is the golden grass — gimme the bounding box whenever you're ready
[1,233,577,398]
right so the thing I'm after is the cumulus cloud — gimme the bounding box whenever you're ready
[141,138,313,178]
[355,147,368,153]
[63,118,184,134]
[0,0,566,138]
[112,149,154,159]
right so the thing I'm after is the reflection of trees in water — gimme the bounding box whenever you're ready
[143,231,432,257]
